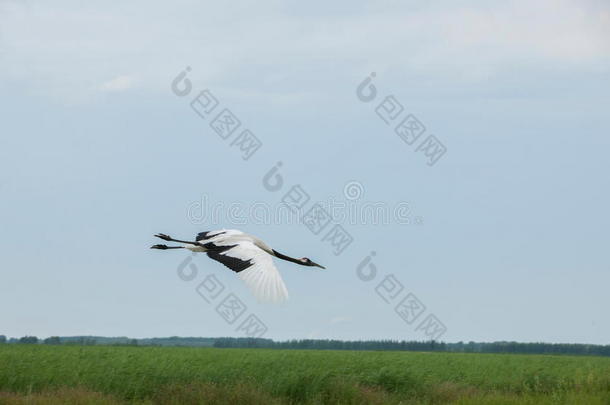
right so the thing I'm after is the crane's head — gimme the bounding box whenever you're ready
[300,258,325,269]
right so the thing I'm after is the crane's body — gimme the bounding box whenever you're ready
[151,229,324,303]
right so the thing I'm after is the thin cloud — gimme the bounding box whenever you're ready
[99,75,134,92]
[1,0,608,102]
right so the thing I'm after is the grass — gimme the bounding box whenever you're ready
[0,345,608,404]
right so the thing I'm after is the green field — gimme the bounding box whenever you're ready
[0,345,609,404]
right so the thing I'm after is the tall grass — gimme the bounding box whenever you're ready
[0,345,608,404]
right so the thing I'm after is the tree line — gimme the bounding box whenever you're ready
[1,335,608,357]
[212,338,610,356]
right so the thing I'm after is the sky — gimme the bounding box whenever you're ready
[1,0,609,344]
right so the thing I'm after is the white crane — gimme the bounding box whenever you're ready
[151,229,325,303]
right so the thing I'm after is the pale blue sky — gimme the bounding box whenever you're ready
[1,0,609,344]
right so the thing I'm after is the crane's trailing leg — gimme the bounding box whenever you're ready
[154,233,200,245]
[150,244,184,250]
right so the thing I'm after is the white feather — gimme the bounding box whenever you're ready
[220,241,289,304]
[190,230,289,303]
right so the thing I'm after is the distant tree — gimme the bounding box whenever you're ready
[43,336,61,345]
[0,335,6,344]
[18,336,38,344]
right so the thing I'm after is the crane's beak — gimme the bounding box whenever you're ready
[312,262,326,269]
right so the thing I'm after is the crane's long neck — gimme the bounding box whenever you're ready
[272,250,304,266]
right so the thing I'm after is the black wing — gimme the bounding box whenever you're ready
[205,244,254,273]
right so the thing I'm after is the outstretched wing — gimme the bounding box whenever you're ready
[204,239,289,304]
